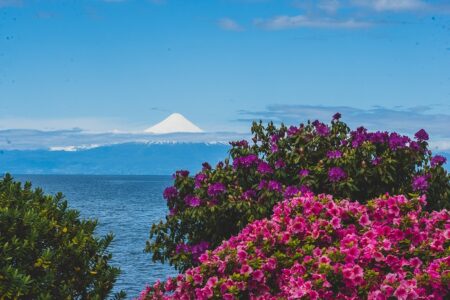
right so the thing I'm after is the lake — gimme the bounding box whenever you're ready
[14,174,179,299]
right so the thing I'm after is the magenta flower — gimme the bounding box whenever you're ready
[169,208,177,216]
[327,150,342,159]
[409,141,421,152]
[175,242,190,254]
[315,122,330,137]
[388,133,409,150]
[184,195,201,207]
[368,131,388,144]
[431,155,446,167]
[299,185,311,194]
[257,161,273,174]
[233,154,259,169]
[163,186,178,200]
[258,180,267,190]
[270,134,279,143]
[328,167,346,182]
[299,169,310,177]
[284,186,299,198]
[270,135,279,153]
[195,173,207,188]
[242,189,256,200]
[175,241,210,264]
[270,144,279,153]
[173,170,189,178]
[230,140,249,148]
[268,180,282,192]
[287,126,299,136]
[332,112,341,120]
[191,241,209,257]
[202,162,211,171]
[414,129,429,141]
[412,175,429,192]
[274,159,285,169]
[371,157,382,166]
[207,182,226,197]
[351,127,368,148]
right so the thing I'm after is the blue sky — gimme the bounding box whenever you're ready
[0,0,449,140]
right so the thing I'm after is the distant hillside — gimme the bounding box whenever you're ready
[0,143,230,175]
[0,142,447,175]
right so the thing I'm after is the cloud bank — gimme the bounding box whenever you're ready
[254,15,371,30]
[351,0,426,11]
[238,104,450,151]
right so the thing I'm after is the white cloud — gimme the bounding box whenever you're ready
[352,0,426,11]
[49,144,101,152]
[254,15,371,30]
[0,128,249,150]
[238,104,450,150]
[0,117,126,132]
[318,0,341,13]
[429,139,450,152]
[218,18,244,31]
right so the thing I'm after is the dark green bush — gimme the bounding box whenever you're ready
[0,174,123,299]
[147,115,450,272]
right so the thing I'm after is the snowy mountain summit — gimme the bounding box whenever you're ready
[144,113,203,134]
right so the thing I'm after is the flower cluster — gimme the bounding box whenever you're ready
[141,193,450,299]
[328,167,347,182]
[147,115,450,271]
[175,241,209,263]
[207,182,226,197]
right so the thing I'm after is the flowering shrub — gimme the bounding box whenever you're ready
[147,115,450,271]
[141,193,450,299]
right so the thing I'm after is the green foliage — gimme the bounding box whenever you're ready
[0,174,123,299]
[147,116,450,272]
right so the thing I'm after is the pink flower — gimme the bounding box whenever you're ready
[319,255,331,264]
[193,273,203,285]
[252,270,265,282]
[331,216,341,229]
[205,276,218,288]
[359,213,371,226]
[444,229,450,239]
[312,248,322,257]
[223,294,235,300]
[409,257,422,269]
[201,286,213,298]
[393,285,408,300]
[381,239,392,251]
[240,264,253,275]
[237,249,247,261]
[139,193,450,299]
[263,258,277,271]
[373,251,385,262]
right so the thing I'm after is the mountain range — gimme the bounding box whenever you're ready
[0,113,448,175]
[0,114,243,175]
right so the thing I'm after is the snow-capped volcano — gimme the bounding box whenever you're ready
[144,113,203,134]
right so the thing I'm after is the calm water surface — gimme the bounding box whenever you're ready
[14,175,178,299]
